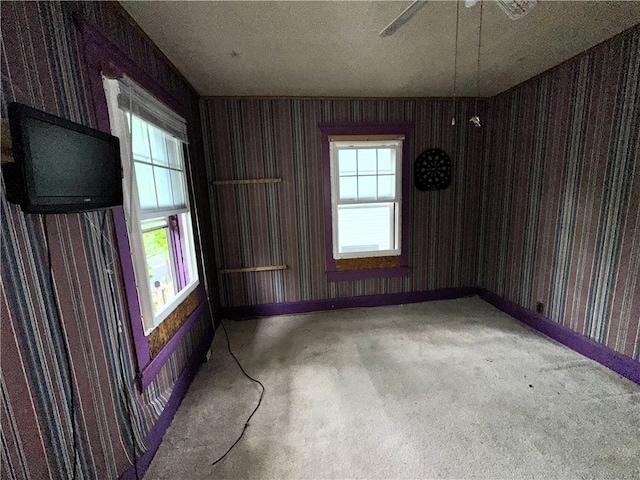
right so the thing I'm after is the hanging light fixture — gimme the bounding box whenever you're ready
[470,0,483,128]
[451,1,460,126]
[496,0,537,20]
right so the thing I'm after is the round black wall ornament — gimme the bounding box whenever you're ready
[414,148,452,191]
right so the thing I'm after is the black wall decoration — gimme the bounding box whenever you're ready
[414,148,452,191]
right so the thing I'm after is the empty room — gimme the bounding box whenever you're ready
[1,1,639,479]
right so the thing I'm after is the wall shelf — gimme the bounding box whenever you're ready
[211,178,281,186]
[219,265,287,274]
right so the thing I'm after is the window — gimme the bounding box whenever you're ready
[331,139,402,259]
[103,77,199,333]
[319,123,413,281]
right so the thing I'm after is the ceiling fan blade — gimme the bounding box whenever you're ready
[379,0,429,38]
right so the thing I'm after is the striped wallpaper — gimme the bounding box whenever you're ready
[2,2,638,477]
[201,98,485,308]
[479,26,640,361]
[1,2,213,478]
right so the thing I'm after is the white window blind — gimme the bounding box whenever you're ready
[113,77,189,219]
[129,114,188,218]
[115,77,188,143]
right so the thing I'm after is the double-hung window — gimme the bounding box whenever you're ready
[103,76,199,333]
[331,138,403,259]
[320,123,412,281]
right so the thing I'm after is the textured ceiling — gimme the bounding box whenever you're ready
[120,1,640,98]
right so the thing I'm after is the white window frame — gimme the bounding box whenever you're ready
[103,76,199,334]
[330,138,403,260]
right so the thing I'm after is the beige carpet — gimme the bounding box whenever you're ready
[144,296,640,479]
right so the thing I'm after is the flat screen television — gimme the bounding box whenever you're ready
[4,102,123,214]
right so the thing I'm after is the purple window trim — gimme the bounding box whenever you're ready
[140,284,206,390]
[168,215,187,291]
[318,122,414,282]
[175,214,191,287]
[77,15,206,388]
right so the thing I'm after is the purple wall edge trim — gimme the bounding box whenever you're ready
[79,15,211,387]
[478,289,640,385]
[221,287,639,385]
[221,287,478,319]
[111,207,150,378]
[140,286,206,390]
[77,15,188,117]
[119,326,214,480]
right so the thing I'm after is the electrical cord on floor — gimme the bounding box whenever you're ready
[43,215,78,480]
[99,211,140,480]
[211,320,265,467]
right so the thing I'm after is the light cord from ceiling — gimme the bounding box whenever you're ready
[452,0,460,126]
[471,0,483,127]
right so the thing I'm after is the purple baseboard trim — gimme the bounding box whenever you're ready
[222,287,478,319]
[478,288,640,385]
[119,326,213,480]
[117,288,639,479]
[223,287,639,385]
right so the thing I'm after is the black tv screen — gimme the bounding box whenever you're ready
[4,102,123,214]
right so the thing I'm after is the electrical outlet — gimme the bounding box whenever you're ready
[536,302,544,314]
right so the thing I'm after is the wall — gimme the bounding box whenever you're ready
[479,26,640,361]
[202,98,485,308]
[202,26,640,363]
[1,2,216,478]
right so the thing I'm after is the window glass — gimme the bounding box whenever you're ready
[357,149,377,175]
[132,122,188,215]
[338,150,357,175]
[141,219,175,314]
[170,170,186,207]
[149,124,169,166]
[377,149,394,174]
[357,176,377,200]
[377,175,395,200]
[154,167,173,208]
[337,203,395,254]
[131,116,151,161]
[165,137,181,169]
[339,176,358,201]
[135,163,157,210]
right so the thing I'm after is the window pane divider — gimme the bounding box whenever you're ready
[219,264,288,274]
[140,207,188,220]
[337,199,399,205]
[133,158,183,172]
[141,224,168,234]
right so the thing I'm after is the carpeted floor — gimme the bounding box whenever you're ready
[144,296,640,479]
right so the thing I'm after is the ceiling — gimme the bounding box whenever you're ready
[120,1,640,98]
